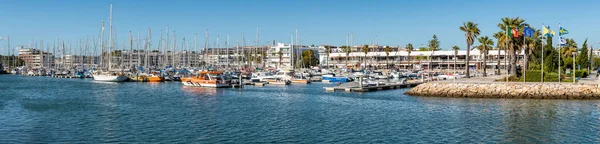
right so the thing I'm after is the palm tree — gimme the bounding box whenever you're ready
[477,36,494,77]
[325,46,331,69]
[459,21,481,78]
[384,46,392,68]
[363,45,369,69]
[277,51,283,68]
[452,46,460,73]
[498,17,529,76]
[524,29,541,71]
[561,38,578,70]
[406,43,414,69]
[493,32,506,74]
[341,46,352,68]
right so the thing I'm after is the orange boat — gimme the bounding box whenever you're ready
[181,71,231,88]
[137,72,164,82]
[147,72,164,82]
[291,79,310,84]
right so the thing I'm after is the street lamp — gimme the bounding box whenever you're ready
[573,51,577,84]
[420,53,424,82]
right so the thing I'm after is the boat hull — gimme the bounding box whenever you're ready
[322,76,348,82]
[93,75,129,82]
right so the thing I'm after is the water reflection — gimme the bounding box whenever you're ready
[180,86,219,96]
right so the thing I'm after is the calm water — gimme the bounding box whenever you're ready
[1,75,600,143]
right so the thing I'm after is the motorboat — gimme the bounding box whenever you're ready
[322,73,348,82]
[181,71,231,88]
[251,72,277,82]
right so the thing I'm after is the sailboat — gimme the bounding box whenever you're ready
[93,4,128,82]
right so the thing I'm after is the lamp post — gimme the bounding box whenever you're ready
[573,51,577,84]
[591,41,600,72]
[429,52,434,81]
[420,53,424,82]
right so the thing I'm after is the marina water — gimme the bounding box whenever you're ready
[2,75,600,143]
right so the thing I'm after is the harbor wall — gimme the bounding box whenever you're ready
[405,82,600,99]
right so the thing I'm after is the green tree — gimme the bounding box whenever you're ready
[477,36,494,77]
[577,39,589,70]
[418,47,429,51]
[301,50,318,67]
[459,21,480,78]
[341,46,352,67]
[452,46,460,72]
[524,29,542,71]
[363,45,369,69]
[493,31,506,74]
[325,46,331,69]
[543,36,558,73]
[277,51,283,68]
[406,43,414,69]
[384,46,392,68]
[498,17,529,76]
[561,38,578,70]
[428,35,441,51]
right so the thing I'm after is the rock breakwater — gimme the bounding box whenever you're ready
[405,82,600,99]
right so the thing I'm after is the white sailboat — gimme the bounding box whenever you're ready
[93,4,128,82]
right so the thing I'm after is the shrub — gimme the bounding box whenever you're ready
[519,70,572,82]
[574,70,589,78]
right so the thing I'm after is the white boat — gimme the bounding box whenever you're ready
[92,4,128,82]
[93,73,129,82]
[251,72,277,82]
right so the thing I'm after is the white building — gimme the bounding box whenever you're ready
[324,47,523,70]
[266,43,315,68]
[18,48,55,69]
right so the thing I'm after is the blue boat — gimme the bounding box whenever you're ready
[322,74,348,82]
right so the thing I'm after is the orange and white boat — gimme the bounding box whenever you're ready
[290,78,310,84]
[146,72,164,82]
[181,71,231,88]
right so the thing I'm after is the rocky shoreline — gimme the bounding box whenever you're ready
[405,82,600,99]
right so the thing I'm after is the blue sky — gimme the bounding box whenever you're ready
[1,0,599,54]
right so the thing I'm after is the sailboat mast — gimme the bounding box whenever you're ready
[204,30,208,69]
[128,31,132,68]
[108,4,113,70]
[236,39,239,69]
[172,31,176,68]
[242,33,246,69]
[213,35,221,67]
[146,28,150,69]
[137,31,141,68]
[290,34,294,69]
[159,30,163,68]
[194,33,197,67]
[165,26,169,67]
[100,20,104,69]
[226,34,229,67]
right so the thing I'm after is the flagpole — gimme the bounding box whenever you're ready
[541,24,544,83]
[505,25,509,82]
[558,24,561,83]
[523,27,526,83]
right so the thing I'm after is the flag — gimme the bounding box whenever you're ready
[560,37,566,46]
[559,26,569,36]
[542,25,555,37]
[507,27,519,38]
[511,28,519,38]
[523,27,534,37]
